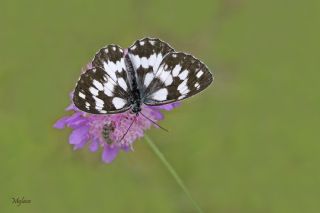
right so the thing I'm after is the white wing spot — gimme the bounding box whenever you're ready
[93,80,103,91]
[181,88,190,95]
[141,57,149,68]
[172,53,177,58]
[196,70,204,78]
[79,92,85,99]
[150,88,168,101]
[120,58,126,71]
[177,79,188,94]
[144,72,154,88]
[153,54,163,73]
[140,41,145,46]
[178,70,189,80]
[116,60,124,73]
[112,97,127,109]
[93,96,104,107]
[131,45,137,50]
[164,74,173,86]
[95,105,103,110]
[149,54,156,67]
[104,49,108,53]
[89,87,99,96]
[118,77,128,91]
[112,46,116,51]
[158,70,170,83]
[129,54,141,69]
[103,61,110,72]
[104,81,114,97]
[150,40,155,45]
[178,95,186,100]
[172,65,182,77]
[85,102,90,109]
[107,62,117,80]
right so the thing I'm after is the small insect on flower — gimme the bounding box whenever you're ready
[54,37,213,163]
[102,122,114,145]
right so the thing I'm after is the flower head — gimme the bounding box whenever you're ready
[54,90,180,163]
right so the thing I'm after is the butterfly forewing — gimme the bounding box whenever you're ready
[92,45,130,92]
[73,45,132,114]
[143,52,213,105]
[127,38,174,93]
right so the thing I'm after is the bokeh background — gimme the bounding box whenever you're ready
[1,0,319,212]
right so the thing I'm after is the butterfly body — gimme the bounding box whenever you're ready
[73,38,213,115]
[124,54,142,114]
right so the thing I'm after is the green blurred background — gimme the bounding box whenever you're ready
[1,0,319,212]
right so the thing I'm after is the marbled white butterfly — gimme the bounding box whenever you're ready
[73,38,213,115]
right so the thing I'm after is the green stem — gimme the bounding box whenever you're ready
[144,134,204,213]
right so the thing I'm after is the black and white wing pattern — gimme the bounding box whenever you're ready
[73,38,213,114]
[73,45,132,114]
[127,38,174,93]
[143,52,213,105]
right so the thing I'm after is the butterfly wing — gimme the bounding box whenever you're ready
[73,45,132,114]
[143,52,213,105]
[127,38,174,93]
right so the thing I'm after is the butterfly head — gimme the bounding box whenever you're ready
[131,101,141,115]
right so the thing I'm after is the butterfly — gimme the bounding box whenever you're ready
[73,38,213,115]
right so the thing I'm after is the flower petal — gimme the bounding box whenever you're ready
[73,139,88,150]
[66,113,87,128]
[65,103,76,111]
[122,145,132,152]
[89,138,100,152]
[102,146,119,163]
[69,125,89,145]
[53,116,70,129]
[151,110,164,120]
[68,118,87,129]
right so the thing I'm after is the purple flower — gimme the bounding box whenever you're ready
[54,73,180,163]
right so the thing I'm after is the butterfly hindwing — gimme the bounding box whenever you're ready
[143,52,213,105]
[127,38,174,93]
[73,45,132,114]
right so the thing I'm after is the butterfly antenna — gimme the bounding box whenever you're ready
[139,112,168,132]
[119,117,136,143]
